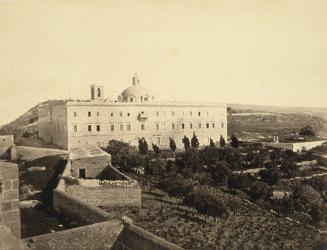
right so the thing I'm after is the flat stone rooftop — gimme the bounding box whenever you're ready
[69,145,110,161]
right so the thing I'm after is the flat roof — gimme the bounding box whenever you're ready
[66,100,226,108]
[69,145,110,161]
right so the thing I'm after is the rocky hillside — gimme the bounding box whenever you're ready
[0,100,65,147]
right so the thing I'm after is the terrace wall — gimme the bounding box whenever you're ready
[66,183,141,207]
[263,140,327,152]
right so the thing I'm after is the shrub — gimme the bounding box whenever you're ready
[138,137,148,155]
[183,189,227,217]
[145,159,165,176]
[227,174,254,191]
[310,204,327,225]
[293,185,323,214]
[312,239,327,250]
[249,181,269,201]
[299,125,315,137]
[159,175,193,198]
[259,167,281,186]
[210,161,232,185]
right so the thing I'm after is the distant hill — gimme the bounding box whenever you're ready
[0,100,66,147]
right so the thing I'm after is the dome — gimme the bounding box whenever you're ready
[118,74,154,103]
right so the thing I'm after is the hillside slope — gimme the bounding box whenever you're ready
[0,100,65,147]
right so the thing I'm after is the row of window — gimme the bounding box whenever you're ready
[73,122,224,132]
[73,110,222,118]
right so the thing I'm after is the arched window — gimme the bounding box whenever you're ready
[97,88,101,97]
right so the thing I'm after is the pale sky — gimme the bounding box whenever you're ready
[0,0,326,126]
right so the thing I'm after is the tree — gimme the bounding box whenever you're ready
[183,189,227,218]
[210,161,232,185]
[191,133,200,148]
[249,182,269,201]
[219,135,226,147]
[138,137,148,155]
[209,138,215,148]
[152,143,160,156]
[293,185,323,214]
[259,167,281,186]
[230,134,239,148]
[299,125,315,137]
[182,136,191,150]
[169,137,177,153]
[227,174,254,191]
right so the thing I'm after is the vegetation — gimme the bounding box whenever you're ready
[299,125,315,137]
[169,137,177,153]
[219,135,226,147]
[138,137,148,155]
[230,134,239,148]
[182,136,191,150]
[191,133,199,148]
[152,143,160,157]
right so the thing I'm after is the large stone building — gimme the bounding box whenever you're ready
[38,74,227,149]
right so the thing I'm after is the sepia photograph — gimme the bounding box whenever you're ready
[0,0,327,249]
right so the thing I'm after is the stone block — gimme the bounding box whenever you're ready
[12,179,19,190]
[11,200,20,210]
[2,201,12,211]
[2,180,11,190]
[1,165,18,180]
[2,190,19,201]
[3,210,19,223]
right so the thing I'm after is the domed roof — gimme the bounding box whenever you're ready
[119,74,154,103]
[120,84,151,99]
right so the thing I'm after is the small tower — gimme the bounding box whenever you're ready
[132,73,140,86]
[90,84,104,101]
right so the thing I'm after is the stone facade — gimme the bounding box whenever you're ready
[0,161,21,239]
[38,75,227,149]
[0,135,15,160]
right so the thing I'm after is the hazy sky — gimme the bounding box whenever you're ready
[0,0,326,125]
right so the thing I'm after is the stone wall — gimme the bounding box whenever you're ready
[71,154,111,178]
[112,223,183,250]
[263,140,327,152]
[0,161,21,238]
[66,184,141,207]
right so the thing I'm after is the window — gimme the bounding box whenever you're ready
[96,125,101,132]
[171,123,175,129]
[88,111,91,117]
[120,112,123,117]
[221,122,224,128]
[199,123,202,129]
[212,123,215,128]
[129,97,134,102]
[110,124,114,131]
[127,113,130,117]
[156,123,160,130]
[120,124,123,131]
[111,112,114,117]
[144,97,148,101]
[88,125,92,132]
[97,88,101,97]
[74,125,77,132]
[127,124,131,131]
[206,123,209,129]
[141,124,145,130]
[97,112,99,116]
[207,111,209,116]
[190,111,192,116]
[162,123,166,130]
[182,123,185,129]
[156,111,159,116]
[198,111,201,116]
[190,123,193,129]
[74,112,77,117]
[171,111,174,116]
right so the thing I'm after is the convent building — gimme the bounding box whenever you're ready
[38,74,227,149]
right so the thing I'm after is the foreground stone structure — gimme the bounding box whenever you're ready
[0,161,21,239]
[38,74,227,149]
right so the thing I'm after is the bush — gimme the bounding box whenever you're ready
[159,175,193,198]
[249,181,269,201]
[230,134,239,148]
[299,125,315,137]
[259,167,281,185]
[312,239,327,250]
[152,143,160,156]
[210,161,232,185]
[169,137,177,153]
[293,185,323,214]
[145,159,165,176]
[227,174,254,191]
[138,137,148,155]
[183,189,227,217]
[310,204,327,225]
